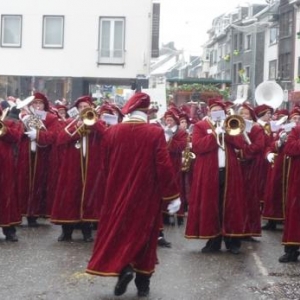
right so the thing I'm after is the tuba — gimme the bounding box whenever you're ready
[17,96,47,131]
[0,107,9,136]
[255,81,284,109]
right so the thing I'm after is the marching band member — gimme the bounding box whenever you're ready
[179,111,194,225]
[253,104,274,230]
[162,108,187,228]
[17,92,60,227]
[86,92,180,297]
[0,106,23,241]
[262,109,290,230]
[55,104,69,121]
[185,98,247,254]
[279,107,300,262]
[51,96,106,242]
[237,103,265,240]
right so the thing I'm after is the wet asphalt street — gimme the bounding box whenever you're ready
[1,218,300,300]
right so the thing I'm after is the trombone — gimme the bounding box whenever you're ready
[216,115,251,149]
[64,107,98,137]
[224,115,251,145]
[0,107,9,136]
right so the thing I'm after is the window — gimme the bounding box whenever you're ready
[278,53,291,80]
[98,17,125,64]
[239,33,243,51]
[233,34,238,51]
[42,16,64,48]
[280,11,293,38]
[245,35,251,50]
[1,15,22,47]
[269,27,278,44]
[269,60,277,80]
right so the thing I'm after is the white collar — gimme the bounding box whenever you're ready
[257,119,267,126]
[125,110,148,123]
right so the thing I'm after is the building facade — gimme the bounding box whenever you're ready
[0,0,157,103]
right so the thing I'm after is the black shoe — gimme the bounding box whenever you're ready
[114,266,134,296]
[201,245,220,253]
[228,246,240,255]
[279,251,300,263]
[261,221,276,231]
[57,233,72,242]
[83,235,94,242]
[138,287,150,297]
[5,233,18,242]
[157,237,172,248]
[27,218,39,227]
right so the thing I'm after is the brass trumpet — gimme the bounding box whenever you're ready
[65,107,98,137]
[0,107,9,136]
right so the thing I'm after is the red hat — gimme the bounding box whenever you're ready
[74,95,93,108]
[99,103,114,115]
[121,92,150,114]
[164,108,180,125]
[55,104,67,111]
[241,103,257,121]
[180,104,191,116]
[224,101,234,109]
[273,109,289,120]
[254,104,273,118]
[290,107,300,119]
[208,98,226,110]
[179,112,190,125]
[34,92,49,111]
[110,103,124,117]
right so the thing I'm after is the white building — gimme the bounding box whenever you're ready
[0,0,157,103]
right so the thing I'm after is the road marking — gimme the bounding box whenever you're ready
[252,252,269,276]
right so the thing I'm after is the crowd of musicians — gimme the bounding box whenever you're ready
[1,90,300,295]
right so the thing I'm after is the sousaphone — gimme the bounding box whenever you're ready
[255,81,284,109]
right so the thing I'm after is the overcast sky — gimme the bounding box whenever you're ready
[159,0,268,54]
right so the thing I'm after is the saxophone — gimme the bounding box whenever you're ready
[181,135,196,172]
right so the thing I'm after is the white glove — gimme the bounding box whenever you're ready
[167,198,181,214]
[266,152,275,163]
[279,131,287,144]
[25,128,37,141]
[215,126,224,135]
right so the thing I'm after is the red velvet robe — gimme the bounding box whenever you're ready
[162,128,187,217]
[239,124,265,236]
[257,123,273,202]
[51,119,106,224]
[185,119,248,239]
[17,113,60,217]
[86,120,179,276]
[262,130,289,221]
[282,125,300,245]
[0,119,23,227]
